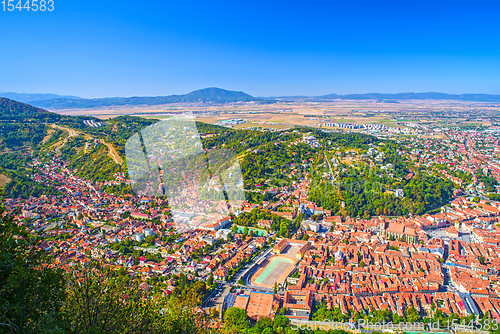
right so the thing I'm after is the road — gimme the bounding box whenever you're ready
[239,247,272,281]
[103,142,123,164]
[51,124,123,165]
[217,285,232,320]
[323,150,334,185]
[51,124,80,138]
[215,246,273,319]
[202,283,223,307]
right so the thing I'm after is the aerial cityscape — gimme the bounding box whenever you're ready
[2,93,500,333]
[2,0,500,333]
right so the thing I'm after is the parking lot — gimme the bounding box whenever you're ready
[426,227,471,244]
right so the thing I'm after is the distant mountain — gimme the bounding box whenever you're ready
[33,87,259,109]
[315,92,500,102]
[0,92,81,103]
[260,92,500,102]
[10,89,500,109]
[182,87,255,101]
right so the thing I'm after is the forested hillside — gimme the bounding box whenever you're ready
[0,98,157,195]
[308,141,454,217]
[0,97,456,215]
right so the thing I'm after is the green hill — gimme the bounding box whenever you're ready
[0,98,158,197]
[0,97,61,121]
[0,97,456,214]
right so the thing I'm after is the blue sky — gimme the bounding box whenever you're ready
[1,0,499,97]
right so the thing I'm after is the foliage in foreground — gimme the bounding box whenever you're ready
[64,262,215,334]
[0,193,215,333]
[0,201,66,333]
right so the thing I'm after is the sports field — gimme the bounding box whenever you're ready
[251,256,295,288]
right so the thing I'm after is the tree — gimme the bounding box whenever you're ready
[223,307,249,331]
[272,315,290,333]
[488,193,500,201]
[255,317,273,331]
[274,282,278,294]
[64,261,157,333]
[0,199,66,333]
[65,260,215,333]
[159,290,216,333]
[207,274,214,287]
[209,308,219,320]
[405,306,421,323]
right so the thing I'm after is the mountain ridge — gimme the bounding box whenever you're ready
[317,92,500,102]
[32,87,259,109]
[265,92,500,102]
[0,92,81,103]
[5,88,500,110]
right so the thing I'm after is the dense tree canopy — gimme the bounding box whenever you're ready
[0,199,66,333]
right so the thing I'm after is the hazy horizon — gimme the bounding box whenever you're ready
[1,0,500,98]
[3,88,500,101]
